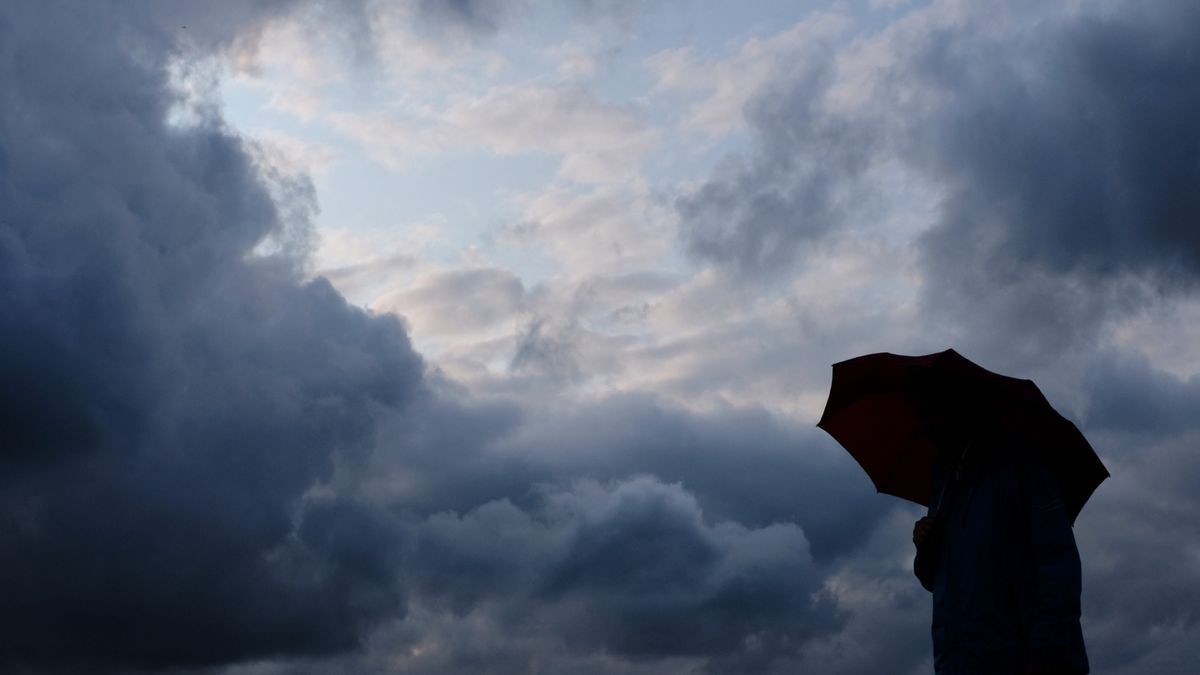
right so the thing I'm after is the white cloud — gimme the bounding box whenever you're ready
[1108,295,1200,380]
[311,218,451,307]
[249,128,341,175]
[225,8,349,121]
[442,85,658,184]
[373,266,527,339]
[318,84,657,183]
[645,11,853,138]
[501,184,674,274]
[326,111,437,170]
[546,40,606,80]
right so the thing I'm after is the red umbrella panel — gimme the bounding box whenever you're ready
[816,349,1109,523]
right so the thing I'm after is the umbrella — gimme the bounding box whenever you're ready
[816,348,1108,523]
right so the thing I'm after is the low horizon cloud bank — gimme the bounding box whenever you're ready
[2,1,1198,674]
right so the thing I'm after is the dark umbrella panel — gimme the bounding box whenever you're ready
[817,349,1109,523]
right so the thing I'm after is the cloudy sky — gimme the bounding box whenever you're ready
[2,0,1198,673]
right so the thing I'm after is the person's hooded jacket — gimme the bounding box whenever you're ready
[914,437,1089,674]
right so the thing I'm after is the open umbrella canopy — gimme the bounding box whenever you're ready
[817,348,1109,523]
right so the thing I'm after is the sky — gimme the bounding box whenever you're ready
[1,0,1198,673]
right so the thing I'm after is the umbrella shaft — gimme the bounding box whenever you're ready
[931,435,975,518]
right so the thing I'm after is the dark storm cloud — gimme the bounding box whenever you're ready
[535,478,840,668]
[907,1,1200,363]
[0,0,419,669]
[676,45,877,277]
[679,1,1200,286]
[1083,352,1200,436]
[510,315,583,379]
[332,392,886,673]
[366,392,887,563]
[913,2,1200,282]
[408,477,841,670]
[490,395,887,561]
[1069,423,1200,675]
[1071,353,1200,672]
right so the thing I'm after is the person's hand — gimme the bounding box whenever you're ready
[912,516,935,547]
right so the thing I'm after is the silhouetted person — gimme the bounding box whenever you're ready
[912,420,1089,674]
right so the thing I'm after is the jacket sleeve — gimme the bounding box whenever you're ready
[1025,458,1090,673]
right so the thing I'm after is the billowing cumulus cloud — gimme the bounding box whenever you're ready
[0,0,421,669]
[906,1,1200,371]
[678,1,1200,295]
[914,3,1200,281]
[412,476,839,667]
